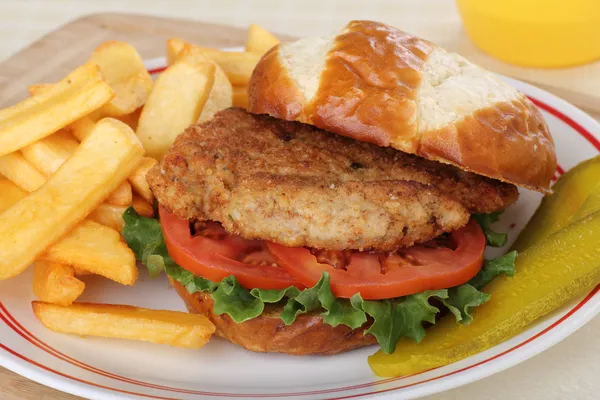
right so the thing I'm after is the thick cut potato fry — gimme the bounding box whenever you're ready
[128,157,157,203]
[167,39,217,65]
[90,41,154,117]
[232,85,249,108]
[246,24,280,55]
[199,50,260,86]
[105,180,133,206]
[0,63,113,156]
[41,220,137,285]
[0,118,143,280]
[137,61,215,159]
[132,195,155,218]
[88,203,127,231]
[69,116,96,142]
[29,86,104,123]
[73,267,92,276]
[33,261,85,306]
[0,166,134,284]
[117,107,142,131]
[21,130,79,176]
[20,126,132,207]
[33,301,215,348]
[166,38,186,65]
[28,83,53,96]
[175,44,232,122]
[0,178,27,213]
[0,152,46,192]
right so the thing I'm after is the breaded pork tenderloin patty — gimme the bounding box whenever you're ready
[147,108,518,251]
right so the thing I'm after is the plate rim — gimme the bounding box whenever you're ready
[2,60,600,400]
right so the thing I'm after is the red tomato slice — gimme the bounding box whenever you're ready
[159,207,304,290]
[266,219,486,299]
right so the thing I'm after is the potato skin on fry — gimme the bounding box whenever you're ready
[32,301,216,348]
[90,41,153,117]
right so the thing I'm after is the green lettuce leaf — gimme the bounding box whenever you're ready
[318,274,367,329]
[122,207,516,355]
[442,284,490,324]
[474,211,508,247]
[212,276,264,322]
[468,251,518,290]
[280,279,322,325]
[351,290,447,353]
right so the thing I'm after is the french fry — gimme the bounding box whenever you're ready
[246,24,280,55]
[0,62,113,156]
[0,178,27,213]
[0,118,143,280]
[21,130,79,176]
[28,83,53,96]
[0,152,46,192]
[73,267,92,276]
[176,44,233,122]
[89,203,127,231]
[117,107,142,131]
[166,39,217,66]
[32,301,216,348]
[131,195,155,218]
[29,85,104,123]
[232,85,249,108]
[136,60,215,159]
[0,155,135,284]
[20,127,133,207]
[70,116,96,142]
[41,220,137,285]
[166,38,186,65]
[105,180,133,207]
[33,261,85,306]
[128,157,157,203]
[199,50,260,86]
[90,41,154,117]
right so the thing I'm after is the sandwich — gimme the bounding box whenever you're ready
[123,20,557,355]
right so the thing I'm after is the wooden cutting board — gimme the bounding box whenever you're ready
[1,12,599,400]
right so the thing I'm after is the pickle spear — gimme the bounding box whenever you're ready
[369,210,600,377]
[513,155,600,252]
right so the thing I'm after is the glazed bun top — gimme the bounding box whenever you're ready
[248,20,557,192]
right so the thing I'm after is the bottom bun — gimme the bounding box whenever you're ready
[171,279,377,355]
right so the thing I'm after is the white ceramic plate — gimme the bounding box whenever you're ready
[2,57,600,400]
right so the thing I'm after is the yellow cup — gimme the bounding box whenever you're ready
[456,0,600,68]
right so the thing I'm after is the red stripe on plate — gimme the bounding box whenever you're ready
[529,96,600,152]
[0,344,178,400]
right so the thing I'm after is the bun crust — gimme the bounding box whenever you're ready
[171,279,377,355]
[248,20,557,193]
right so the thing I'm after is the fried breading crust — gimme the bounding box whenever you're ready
[148,108,518,250]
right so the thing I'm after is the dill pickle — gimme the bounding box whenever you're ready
[369,210,600,377]
[513,155,600,252]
